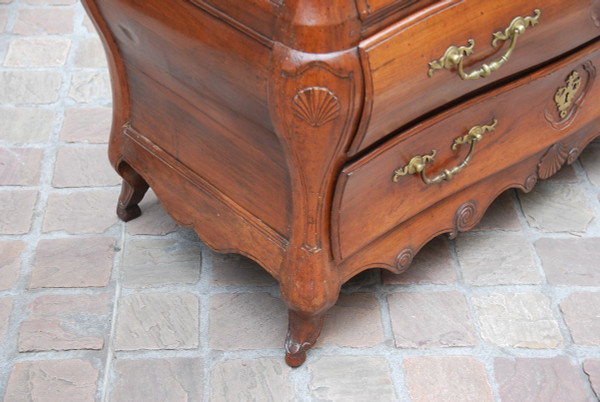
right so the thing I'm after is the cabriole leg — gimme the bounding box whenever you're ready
[116,163,149,222]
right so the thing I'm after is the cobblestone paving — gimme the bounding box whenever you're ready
[1,1,600,401]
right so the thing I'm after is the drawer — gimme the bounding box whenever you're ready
[351,0,600,153]
[332,39,600,260]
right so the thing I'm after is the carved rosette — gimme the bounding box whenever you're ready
[451,201,478,238]
[395,248,414,273]
[523,174,538,192]
[567,147,580,165]
[538,142,570,179]
[292,87,341,127]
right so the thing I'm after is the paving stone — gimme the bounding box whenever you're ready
[518,183,595,232]
[18,293,111,352]
[74,37,107,68]
[0,9,8,33]
[42,189,119,234]
[0,147,43,186]
[495,357,594,401]
[0,71,62,104]
[580,146,600,187]
[308,356,396,401]
[60,107,112,143]
[212,358,293,402]
[115,292,199,350]
[82,14,97,34]
[388,291,478,348]
[5,359,99,402]
[546,164,578,183]
[0,240,24,290]
[560,292,600,346]
[472,191,521,231]
[536,237,600,286]
[13,8,74,35]
[456,233,541,285]
[69,71,111,103]
[383,237,457,285]
[0,107,55,143]
[404,356,494,402]
[0,190,38,234]
[4,37,71,68]
[472,293,563,348]
[30,237,115,288]
[210,250,277,287]
[111,358,203,402]
[52,145,120,187]
[0,298,13,342]
[126,190,179,236]
[210,293,286,350]
[317,292,384,347]
[123,238,201,288]
[584,359,600,399]
[24,0,76,4]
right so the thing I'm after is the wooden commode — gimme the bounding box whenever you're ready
[82,0,600,366]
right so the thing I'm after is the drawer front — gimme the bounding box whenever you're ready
[351,0,600,153]
[333,39,600,260]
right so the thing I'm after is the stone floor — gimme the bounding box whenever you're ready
[1,1,600,401]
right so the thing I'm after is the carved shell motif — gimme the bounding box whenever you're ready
[292,87,340,127]
[538,142,570,179]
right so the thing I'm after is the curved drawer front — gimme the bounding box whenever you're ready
[333,40,600,260]
[351,0,600,153]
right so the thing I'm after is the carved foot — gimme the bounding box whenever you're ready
[284,310,325,367]
[116,163,149,222]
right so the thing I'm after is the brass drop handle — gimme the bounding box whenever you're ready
[392,119,498,185]
[428,9,541,80]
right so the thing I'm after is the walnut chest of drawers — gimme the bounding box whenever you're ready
[83,0,600,366]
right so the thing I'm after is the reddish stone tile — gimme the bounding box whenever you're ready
[388,291,478,348]
[5,360,99,401]
[584,359,600,399]
[82,14,97,34]
[18,293,111,352]
[126,190,179,236]
[0,147,43,186]
[472,191,521,231]
[536,237,600,286]
[52,146,120,187]
[0,240,24,290]
[383,237,457,285]
[0,298,14,342]
[495,358,593,402]
[13,8,74,34]
[560,292,600,346]
[404,356,494,402]
[30,237,115,288]
[60,107,112,144]
[0,190,38,234]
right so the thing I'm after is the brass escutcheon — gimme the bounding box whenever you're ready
[554,70,582,119]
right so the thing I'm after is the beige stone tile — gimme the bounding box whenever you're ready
[0,147,43,186]
[210,250,277,287]
[24,0,76,4]
[126,190,179,236]
[584,359,600,399]
[0,298,13,342]
[52,145,120,187]
[535,237,600,286]
[560,292,600,346]
[456,233,541,285]
[580,145,600,187]
[210,293,286,350]
[111,358,203,401]
[472,191,521,231]
[0,190,38,234]
[60,107,112,143]
[404,356,494,402]
[309,356,396,401]
[5,360,99,401]
[317,292,384,347]
[115,292,199,350]
[383,237,457,285]
[68,71,111,103]
[13,8,74,35]
[18,293,111,352]
[212,358,293,402]
[82,14,97,34]
[0,9,8,33]
[518,183,595,232]
[30,237,115,288]
[472,293,563,348]
[42,189,119,234]
[0,240,24,290]
[122,238,201,288]
[0,107,55,143]
[388,291,478,348]
[4,37,71,68]
[545,164,578,183]
[74,37,107,68]
[0,71,62,104]
[495,357,594,401]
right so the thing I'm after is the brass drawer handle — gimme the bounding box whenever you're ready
[392,119,498,184]
[428,9,541,80]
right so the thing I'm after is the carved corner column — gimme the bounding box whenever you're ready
[268,43,363,366]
